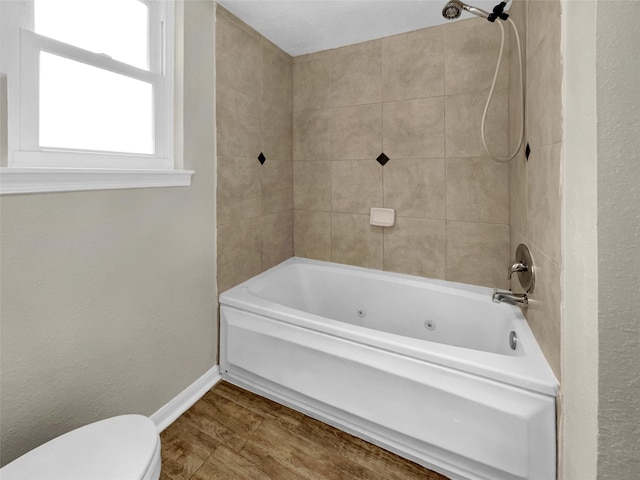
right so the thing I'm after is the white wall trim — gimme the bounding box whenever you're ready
[151,365,221,432]
[0,167,194,194]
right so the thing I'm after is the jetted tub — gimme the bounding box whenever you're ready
[220,257,558,480]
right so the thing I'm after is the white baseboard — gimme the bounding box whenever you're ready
[151,364,221,432]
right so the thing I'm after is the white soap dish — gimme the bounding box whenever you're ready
[370,207,395,227]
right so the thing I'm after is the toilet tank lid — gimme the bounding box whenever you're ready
[0,415,160,480]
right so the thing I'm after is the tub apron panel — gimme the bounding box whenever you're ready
[221,306,556,480]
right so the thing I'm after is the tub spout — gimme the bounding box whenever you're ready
[492,289,528,308]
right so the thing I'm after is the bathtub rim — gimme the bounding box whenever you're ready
[219,257,559,397]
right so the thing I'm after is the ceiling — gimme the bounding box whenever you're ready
[217,0,509,57]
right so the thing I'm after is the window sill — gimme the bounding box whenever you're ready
[0,167,194,194]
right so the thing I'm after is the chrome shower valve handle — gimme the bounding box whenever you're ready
[510,244,536,293]
[508,262,528,280]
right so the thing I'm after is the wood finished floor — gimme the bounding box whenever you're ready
[160,381,449,480]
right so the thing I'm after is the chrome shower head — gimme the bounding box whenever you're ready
[442,0,463,20]
[441,0,491,20]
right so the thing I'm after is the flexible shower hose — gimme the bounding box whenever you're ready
[482,17,524,163]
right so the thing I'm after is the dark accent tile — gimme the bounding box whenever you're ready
[376,152,390,166]
[525,143,531,160]
[258,152,266,165]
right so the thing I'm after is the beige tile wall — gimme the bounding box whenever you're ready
[216,7,293,293]
[508,0,563,379]
[293,18,512,289]
[214,3,563,364]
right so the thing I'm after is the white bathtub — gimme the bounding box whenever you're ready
[220,257,558,480]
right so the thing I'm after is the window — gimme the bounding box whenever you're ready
[0,0,192,194]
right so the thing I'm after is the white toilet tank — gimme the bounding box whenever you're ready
[0,415,161,480]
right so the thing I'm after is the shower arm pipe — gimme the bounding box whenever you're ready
[481,16,525,163]
[464,4,491,19]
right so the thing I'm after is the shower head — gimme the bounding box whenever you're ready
[442,0,463,20]
[441,0,490,20]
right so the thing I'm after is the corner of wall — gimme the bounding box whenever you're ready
[508,0,563,380]
[215,6,294,293]
[560,0,598,478]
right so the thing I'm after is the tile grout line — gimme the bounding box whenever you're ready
[260,36,265,273]
[328,53,334,263]
[188,446,219,480]
[380,39,386,271]
[236,415,265,454]
[443,25,449,282]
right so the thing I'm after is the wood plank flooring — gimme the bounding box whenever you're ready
[160,381,449,480]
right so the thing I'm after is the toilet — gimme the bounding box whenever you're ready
[0,415,161,480]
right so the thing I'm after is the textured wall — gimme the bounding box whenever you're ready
[596,1,640,478]
[0,0,217,466]
[508,0,563,379]
[292,18,511,289]
[215,6,293,293]
[561,0,599,478]
[0,75,6,166]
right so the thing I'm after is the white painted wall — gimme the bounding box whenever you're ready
[595,1,640,478]
[562,0,640,478]
[0,0,217,466]
[0,74,6,166]
[561,0,598,478]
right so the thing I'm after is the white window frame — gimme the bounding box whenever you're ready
[0,0,193,194]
